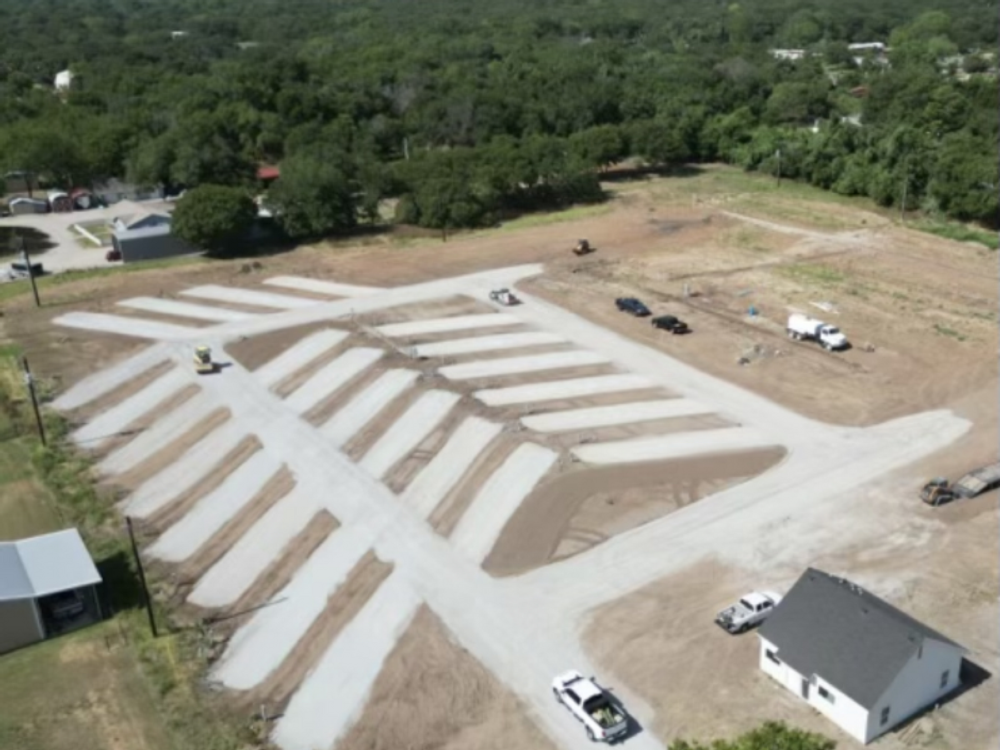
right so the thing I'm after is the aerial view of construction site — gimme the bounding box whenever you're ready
[0,161,996,750]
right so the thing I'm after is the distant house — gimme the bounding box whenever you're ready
[54,69,74,92]
[110,209,198,264]
[0,529,103,654]
[93,179,162,205]
[257,164,280,182]
[848,42,887,53]
[770,49,806,62]
[8,197,49,215]
[759,568,965,744]
[3,170,33,194]
[47,190,72,213]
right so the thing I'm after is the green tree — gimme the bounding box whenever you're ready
[171,185,257,250]
[267,148,358,238]
[669,721,835,750]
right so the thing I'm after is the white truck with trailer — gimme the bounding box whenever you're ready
[715,591,782,634]
[786,313,848,350]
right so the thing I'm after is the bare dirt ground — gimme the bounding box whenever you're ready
[4,164,995,750]
[485,448,787,576]
[338,605,559,750]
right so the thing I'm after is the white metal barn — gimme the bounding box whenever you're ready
[0,529,103,654]
[758,568,965,744]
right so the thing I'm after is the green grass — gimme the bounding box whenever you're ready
[0,255,207,304]
[493,202,612,231]
[915,221,998,250]
[0,621,175,750]
[933,322,966,341]
[775,262,847,286]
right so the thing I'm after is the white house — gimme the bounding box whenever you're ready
[758,568,964,744]
[54,69,74,91]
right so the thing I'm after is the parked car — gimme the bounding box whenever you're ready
[651,314,689,334]
[552,670,629,743]
[615,297,650,316]
[715,591,782,634]
[489,288,520,306]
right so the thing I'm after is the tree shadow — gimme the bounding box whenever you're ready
[95,549,146,616]
[204,222,395,260]
[601,163,706,183]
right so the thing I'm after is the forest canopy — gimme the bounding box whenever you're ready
[0,0,996,234]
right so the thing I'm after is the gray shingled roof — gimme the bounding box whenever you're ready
[0,529,102,601]
[758,568,964,709]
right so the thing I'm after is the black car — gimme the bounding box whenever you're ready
[651,315,689,334]
[615,297,651,316]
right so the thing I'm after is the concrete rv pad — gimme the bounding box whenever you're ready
[412,331,565,357]
[521,398,714,432]
[439,350,609,380]
[49,261,976,750]
[264,276,383,297]
[181,284,322,309]
[118,297,258,322]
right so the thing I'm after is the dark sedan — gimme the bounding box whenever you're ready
[651,314,689,334]
[615,297,651,316]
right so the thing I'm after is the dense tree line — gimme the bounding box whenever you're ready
[0,0,996,242]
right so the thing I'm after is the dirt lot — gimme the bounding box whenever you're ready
[338,605,558,750]
[2,164,995,750]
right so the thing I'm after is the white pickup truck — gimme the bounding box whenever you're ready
[552,670,629,743]
[786,313,848,350]
[715,591,782,634]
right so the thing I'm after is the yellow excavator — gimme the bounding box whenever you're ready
[193,345,216,375]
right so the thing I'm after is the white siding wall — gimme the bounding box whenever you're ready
[758,637,869,743]
[865,638,963,743]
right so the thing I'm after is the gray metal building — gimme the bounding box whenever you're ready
[111,223,200,264]
[0,529,103,654]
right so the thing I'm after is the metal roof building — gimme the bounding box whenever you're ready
[0,529,103,654]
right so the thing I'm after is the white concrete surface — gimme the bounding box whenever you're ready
[148,451,284,562]
[271,572,421,750]
[475,374,656,406]
[99,392,217,475]
[123,420,249,518]
[264,276,382,297]
[117,297,257,323]
[450,443,558,563]
[284,348,384,415]
[212,525,374,690]
[320,369,419,447]
[53,343,171,410]
[52,312,199,341]
[376,313,520,337]
[187,487,321,608]
[181,285,320,310]
[571,427,769,465]
[440,350,609,380]
[71,368,190,447]
[400,417,503,519]
[522,398,715,433]
[250,329,349,388]
[359,390,461,478]
[413,331,564,358]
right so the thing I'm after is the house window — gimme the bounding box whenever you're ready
[880,706,890,726]
[818,686,835,704]
[765,650,781,665]
[940,670,950,689]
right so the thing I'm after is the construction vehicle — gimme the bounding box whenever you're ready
[193,345,216,374]
[786,313,848,351]
[920,478,956,507]
[920,462,1000,506]
[489,288,520,306]
[572,239,595,256]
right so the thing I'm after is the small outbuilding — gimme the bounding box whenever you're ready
[759,568,964,744]
[111,220,198,263]
[0,529,104,654]
[47,190,72,213]
[8,197,49,215]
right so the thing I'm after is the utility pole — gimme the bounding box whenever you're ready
[21,357,46,447]
[125,516,158,638]
[775,148,782,187]
[17,234,41,307]
[899,160,909,224]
